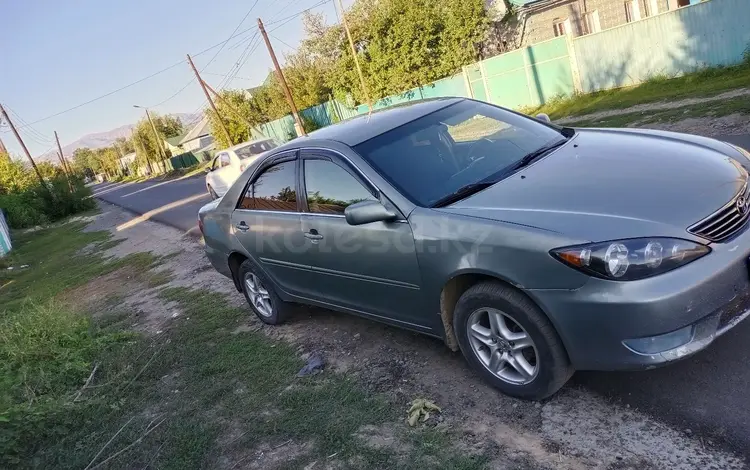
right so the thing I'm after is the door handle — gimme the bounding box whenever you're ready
[235,221,249,232]
[304,229,323,241]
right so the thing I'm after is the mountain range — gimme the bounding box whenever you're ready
[39,112,202,162]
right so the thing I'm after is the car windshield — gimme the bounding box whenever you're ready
[235,139,278,159]
[353,100,566,207]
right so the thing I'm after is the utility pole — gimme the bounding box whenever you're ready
[0,137,7,155]
[134,106,168,173]
[257,17,306,136]
[335,0,373,113]
[0,103,49,191]
[54,131,73,176]
[186,54,234,146]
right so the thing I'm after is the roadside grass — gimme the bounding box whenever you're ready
[1,219,489,469]
[566,96,750,129]
[528,62,750,120]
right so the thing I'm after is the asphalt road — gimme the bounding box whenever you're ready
[93,135,750,454]
[92,174,211,235]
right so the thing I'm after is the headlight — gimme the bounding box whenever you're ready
[551,238,710,281]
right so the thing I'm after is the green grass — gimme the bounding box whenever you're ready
[529,62,750,120]
[1,218,490,469]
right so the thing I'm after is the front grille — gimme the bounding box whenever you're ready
[688,183,750,242]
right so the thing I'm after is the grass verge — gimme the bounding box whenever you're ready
[529,62,750,120]
[1,218,489,469]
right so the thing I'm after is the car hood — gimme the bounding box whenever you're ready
[445,128,747,242]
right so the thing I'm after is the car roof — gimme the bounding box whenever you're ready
[297,97,464,147]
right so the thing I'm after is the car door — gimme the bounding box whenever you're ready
[298,150,426,329]
[231,154,309,296]
[206,155,222,192]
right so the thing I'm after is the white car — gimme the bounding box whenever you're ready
[205,139,278,198]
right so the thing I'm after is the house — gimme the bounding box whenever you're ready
[178,116,215,155]
[164,135,184,155]
[493,0,696,47]
[118,152,137,170]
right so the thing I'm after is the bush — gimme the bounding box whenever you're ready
[0,175,95,229]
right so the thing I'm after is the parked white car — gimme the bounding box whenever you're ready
[205,139,279,199]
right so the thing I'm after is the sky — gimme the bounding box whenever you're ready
[0,0,353,157]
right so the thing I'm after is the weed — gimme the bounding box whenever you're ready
[531,63,750,119]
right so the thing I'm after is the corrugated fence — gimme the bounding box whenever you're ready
[257,0,748,137]
[0,210,12,256]
[572,0,750,92]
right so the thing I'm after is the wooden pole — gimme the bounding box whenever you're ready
[335,0,373,112]
[0,103,49,191]
[54,131,74,176]
[186,54,234,146]
[257,17,306,136]
[143,108,168,173]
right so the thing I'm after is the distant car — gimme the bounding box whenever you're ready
[205,138,279,199]
[199,97,750,400]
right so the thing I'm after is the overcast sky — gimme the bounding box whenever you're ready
[0,0,353,157]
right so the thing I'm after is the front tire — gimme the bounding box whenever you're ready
[454,281,572,400]
[238,259,291,325]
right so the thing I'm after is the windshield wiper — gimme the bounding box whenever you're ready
[502,138,569,175]
[431,181,496,208]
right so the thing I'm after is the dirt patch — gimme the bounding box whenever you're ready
[638,113,750,138]
[556,88,750,125]
[355,424,408,452]
[85,202,747,469]
[219,439,312,470]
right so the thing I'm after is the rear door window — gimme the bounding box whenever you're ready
[238,161,298,211]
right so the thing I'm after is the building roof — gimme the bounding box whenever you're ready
[165,135,184,147]
[179,116,211,145]
[298,97,463,147]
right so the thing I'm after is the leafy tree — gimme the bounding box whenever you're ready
[131,114,184,172]
[0,156,33,194]
[72,148,98,174]
[114,136,135,154]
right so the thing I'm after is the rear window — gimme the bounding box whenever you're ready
[236,140,278,159]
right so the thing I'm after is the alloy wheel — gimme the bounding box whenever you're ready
[244,272,272,317]
[467,307,539,385]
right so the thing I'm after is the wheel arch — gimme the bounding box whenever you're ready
[228,251,248,292]
[438,269,564,355]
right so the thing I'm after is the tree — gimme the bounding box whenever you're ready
[0,156,33,194]
[72,147,98,174]
[114,136,135,154]
[328,0,488,103]
[132,113,184,171]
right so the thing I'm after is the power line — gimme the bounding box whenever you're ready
[203,72,255,81]
[143,0,262,109]
[5,106,54,144]
[269,32,298,52]
[14,1,328,129]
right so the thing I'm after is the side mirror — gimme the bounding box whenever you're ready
[344,200,397,226]
[536,113,551,123]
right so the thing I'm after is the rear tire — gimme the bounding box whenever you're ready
[238,259,291,325]
[453,281,572,400]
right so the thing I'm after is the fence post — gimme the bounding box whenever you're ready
[462,66,474,98]
[566,34,583,93]
[478,61,492,104]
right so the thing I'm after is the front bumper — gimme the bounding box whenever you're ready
[527,232,750,370]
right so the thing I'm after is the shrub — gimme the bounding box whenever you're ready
[0,175,95,229]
